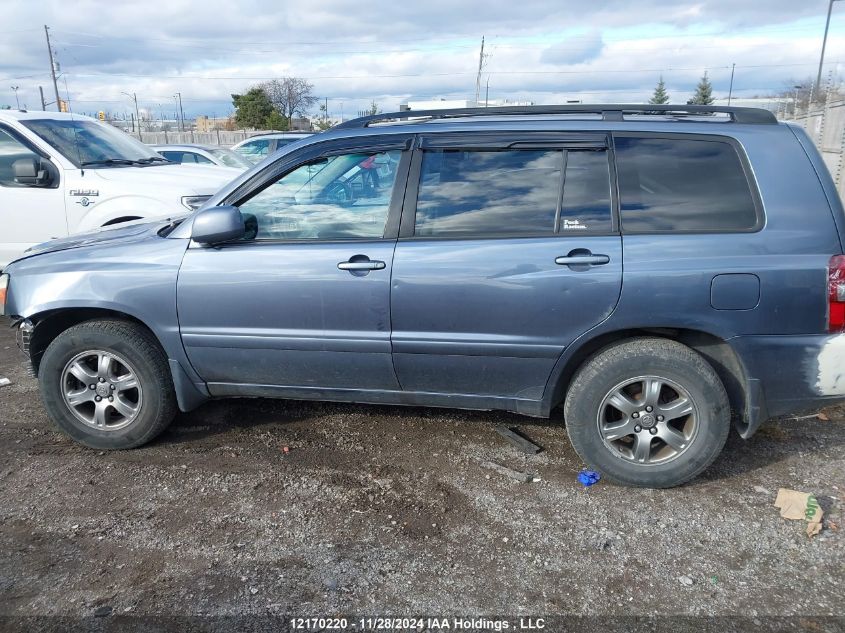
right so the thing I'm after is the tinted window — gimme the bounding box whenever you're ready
[238,150,402,240]
[415,150,561,236]
[235,139,270,162]
[615,137,758,232]
[159,151,183,162]
[559,151,612,233]
[0,128,40,187]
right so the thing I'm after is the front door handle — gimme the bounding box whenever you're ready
[338,260,386,271]
[338,255,386,275]
[555,254,610,266]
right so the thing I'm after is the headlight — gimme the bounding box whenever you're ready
[0,273,8,317]
[181,195,212,211]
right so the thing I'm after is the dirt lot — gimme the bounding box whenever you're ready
[0,323,843,631]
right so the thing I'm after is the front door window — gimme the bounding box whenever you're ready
[238,150,402,240]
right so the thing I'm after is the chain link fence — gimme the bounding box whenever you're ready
[783,98,845,201]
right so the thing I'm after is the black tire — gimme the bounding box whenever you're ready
[39,319,177,449]
[563,337,730,488]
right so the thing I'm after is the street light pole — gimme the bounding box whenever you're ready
[816,0,842,99]
[174,92,185,131]
[122,92,142,139]
[727,63,736,106]
[11,86,19,109]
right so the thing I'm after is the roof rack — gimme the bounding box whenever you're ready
[334,103,778,130]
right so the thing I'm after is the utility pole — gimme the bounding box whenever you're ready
[44,25,61,112]
[485,77,490,107]
[174,92,185,131]
[727,63,736,105]
[122,92,142,139]
[474,36,486,104]
[816,0,842,102]
[38,86,46,110]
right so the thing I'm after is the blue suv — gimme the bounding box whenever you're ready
[3,104,844,488]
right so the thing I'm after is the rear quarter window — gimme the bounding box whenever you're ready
[615,136,759,233]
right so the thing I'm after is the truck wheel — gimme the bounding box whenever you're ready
[38,319,177,450]
[564,337,730,488]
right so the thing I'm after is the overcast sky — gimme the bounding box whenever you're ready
[1,0,843,120]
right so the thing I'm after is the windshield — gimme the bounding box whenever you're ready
[208,148,253,170]
[22,119,166,168]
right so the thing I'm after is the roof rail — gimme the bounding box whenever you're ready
[334,103,778,130]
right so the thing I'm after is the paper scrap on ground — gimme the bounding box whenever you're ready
[774,488,824,537]
[0,377,11,388]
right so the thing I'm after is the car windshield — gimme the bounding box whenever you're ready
[208,148,253,170]
[22,119,166,168]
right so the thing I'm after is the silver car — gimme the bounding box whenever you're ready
[231,133,314,164]
[150,144,253,170]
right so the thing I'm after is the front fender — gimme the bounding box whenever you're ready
[5,236,199,389]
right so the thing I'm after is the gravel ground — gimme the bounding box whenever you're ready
[0,324,843,631]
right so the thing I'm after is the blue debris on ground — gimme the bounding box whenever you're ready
[578,469,601,487]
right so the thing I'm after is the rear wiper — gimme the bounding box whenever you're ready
[80,158,135,167]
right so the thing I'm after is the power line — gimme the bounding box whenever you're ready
[30,60,839,82]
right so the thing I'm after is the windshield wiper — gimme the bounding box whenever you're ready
[81,157,171,168]
[80,158,136,167]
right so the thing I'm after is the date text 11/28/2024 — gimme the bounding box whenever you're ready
[289,617,546,630]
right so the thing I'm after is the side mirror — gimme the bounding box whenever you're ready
[13,158,52,187]
[191,205,246,245]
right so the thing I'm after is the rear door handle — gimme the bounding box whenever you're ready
[555,254,610,266]
[338,260,386,271]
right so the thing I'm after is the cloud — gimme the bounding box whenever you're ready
[540,32,605,65]
[0,0,842,117]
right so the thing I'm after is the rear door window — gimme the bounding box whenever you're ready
[615,136,759,232]
[558,150,612,233]
[414,149,612,237]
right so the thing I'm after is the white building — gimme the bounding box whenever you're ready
[400,98,536,111]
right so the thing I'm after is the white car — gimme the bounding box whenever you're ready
[0,110,240,268]
[149,144,253,170]
[231,132,313,164]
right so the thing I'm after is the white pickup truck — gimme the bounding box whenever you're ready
[0,109,241,268]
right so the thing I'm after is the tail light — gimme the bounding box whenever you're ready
[828,255,845,331]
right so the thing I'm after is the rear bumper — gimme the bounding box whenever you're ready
[732,333,845,433]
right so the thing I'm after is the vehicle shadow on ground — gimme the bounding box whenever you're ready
[159,397,845,484]
[161,396,564,446]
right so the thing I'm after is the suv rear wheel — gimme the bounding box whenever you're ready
[564,337,730,488]
[39,319,177,449]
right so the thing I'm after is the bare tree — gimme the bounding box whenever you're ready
[260,78,318,126]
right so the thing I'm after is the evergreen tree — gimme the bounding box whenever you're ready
[265,110,288,131]
[649,76,670,104]
[231,88,273,129]
[687,72,714,105]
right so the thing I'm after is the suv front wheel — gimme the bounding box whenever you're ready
[39,319,177,449]
[564,337,730,488]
